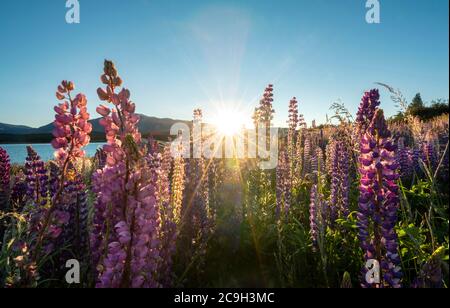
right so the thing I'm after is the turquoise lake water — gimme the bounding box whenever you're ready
[0,143,105,164]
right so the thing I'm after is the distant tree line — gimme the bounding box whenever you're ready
[390,93,449,122]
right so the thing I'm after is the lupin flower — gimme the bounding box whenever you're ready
[90,162,127,273]
[10,174,27,209]
[91,60,161,288]
[24,146,49,206]
[210,158,222,215]
[328,139,350,224]
[156,145,178,287]
[30,81,92,264]
[310,146,324,183]
[357,108,402,288]
[293,131,304,185]
[60,169,89,261]
[53,81,92,164]
[337,142,350,218]
[309,184,327,252]
[96,162,161,288]
[411,246,445,288]
[0,146,10,194]
[421,140,438,171]
[258,84,275,128]
[255,85,275,151]
[147,136,160,155]
[287,97,299,162]
[0,146,10,211]
[94,148,107,170]
[178,109,211,279]
[356,89,380,136]
[276,150,291,220]
[171,143,186,224]
[397,137,413,180]
[302,137,312,177]
[23,151,72,267]
[96,60,141,167]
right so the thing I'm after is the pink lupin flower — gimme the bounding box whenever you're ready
[52,81,92,165]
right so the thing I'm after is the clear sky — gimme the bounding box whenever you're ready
[0,0,448,128]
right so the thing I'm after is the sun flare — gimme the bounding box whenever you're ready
[211,109,246,136]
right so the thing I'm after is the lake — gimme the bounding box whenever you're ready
[0,143,105,164]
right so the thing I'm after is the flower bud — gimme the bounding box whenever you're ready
[97,88,109,101]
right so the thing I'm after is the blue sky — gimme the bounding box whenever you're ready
[0,0,448,127]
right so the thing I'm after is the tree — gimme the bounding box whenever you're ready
[408,93,424,115]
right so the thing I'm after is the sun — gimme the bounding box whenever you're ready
[211,109,246,136]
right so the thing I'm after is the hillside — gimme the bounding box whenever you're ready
[0,114,189,143]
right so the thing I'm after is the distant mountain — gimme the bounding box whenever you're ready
[0,123,36,135]
[32,114,188,134]
[0,114,189,143]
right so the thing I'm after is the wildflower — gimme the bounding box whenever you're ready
[329,139,350,223]
[258,84,275,128]
[309,184,327,251]
[91,60,161,288]
[0,146,10,194]
[421,140,438,171]
[356,89,380,136]
[397,137,413,180]
[357,108,402,288]
[411,246,445,288]
[287,97,299,163]
[24,146,49,206]
[0,147,10,211]
[302,137,312,177]
[53,81,92,164]
[10,174,27,209]
[156,145,177,287]
[276,150,291,220]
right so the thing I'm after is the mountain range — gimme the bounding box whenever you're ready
[0,114,189,143]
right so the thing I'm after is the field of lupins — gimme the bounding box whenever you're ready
[0,60,448,288]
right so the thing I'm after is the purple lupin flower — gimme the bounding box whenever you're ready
[208,158,223,222]
[287,97,299,164]
[62,170,89,260]
[10,174,27,209]
[316,147,325,177]
[177,109,212,282]
[338,145,350,218]
[156,145,177,287]
[358,109,402,288]
[328,142,339,224]
[90,162,127,275]
[309,146,324,184]
[302,137,312,177]
[328,138,351,222]
[309,185,319,250]
[411,247,445,288]
[411,146,422,175]
[421,140,438,171]
[0,146,11,211]
[356,89,381,136]
[276,150,291,220]
[258,84,275,128]
[293,130,304,184]
[94,156,162,288]
[92,60,161,288]
[24,146,49,207]
[94,148,107,170]
[48,161,60,196]
[0,146,10,194]
[396,138,413,180]
[309,184,327,252]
